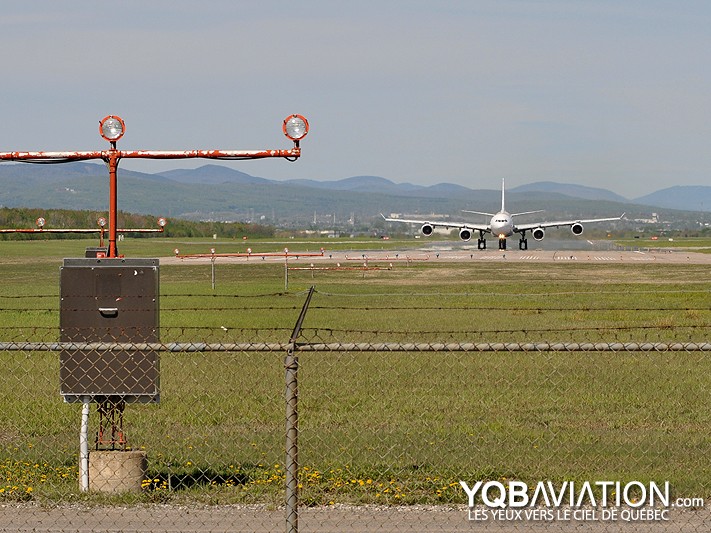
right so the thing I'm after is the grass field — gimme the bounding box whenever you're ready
[1,237,710,505]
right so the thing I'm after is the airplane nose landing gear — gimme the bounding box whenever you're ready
[499,238,507,250]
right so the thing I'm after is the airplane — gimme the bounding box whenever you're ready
[381,179,625,250]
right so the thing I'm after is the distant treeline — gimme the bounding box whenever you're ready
[0,208,275,240]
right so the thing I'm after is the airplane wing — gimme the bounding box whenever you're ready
[514,214,625,232]
[381,214,489,232]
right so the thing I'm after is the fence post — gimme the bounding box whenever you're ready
[79,398,90,492]
[285,286,314,533]
[211,254,216,290]
[284,254,289,291]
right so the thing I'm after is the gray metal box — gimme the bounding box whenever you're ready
[84,247,109,258]
[59,258,160,403]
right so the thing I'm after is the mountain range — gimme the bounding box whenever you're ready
[0,162,708,226]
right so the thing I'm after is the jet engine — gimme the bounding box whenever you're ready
[532,227,545,241]
[420,223,434,236]
[571,223,584,236]
[459,228,472,242]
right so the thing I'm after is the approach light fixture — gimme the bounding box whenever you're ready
[97,217,107,227]
[99,115,126,142]
[283,114,309,141]
[157,217,167,227]
[36,217,45,228]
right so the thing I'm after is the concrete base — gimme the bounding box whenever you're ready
[89,450,147,494]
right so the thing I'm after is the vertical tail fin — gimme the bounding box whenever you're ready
[501,178,506,212]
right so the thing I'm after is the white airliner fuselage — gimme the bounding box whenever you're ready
[383,180,624,250]
[490,213,514,240]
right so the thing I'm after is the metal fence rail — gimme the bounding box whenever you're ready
[3,341,711,352]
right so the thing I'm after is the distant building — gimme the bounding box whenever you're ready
[633,213,660,224]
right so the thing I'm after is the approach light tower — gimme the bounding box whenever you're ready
[0,114,309,493]
[0,113,309,257]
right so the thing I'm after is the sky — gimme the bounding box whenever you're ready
[0,0,710,198]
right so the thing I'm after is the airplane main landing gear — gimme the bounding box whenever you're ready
[519,238,528,250]
[498,238,506,250]
[477,238,486,250]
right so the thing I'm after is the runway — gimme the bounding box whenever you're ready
[160,247,711,266]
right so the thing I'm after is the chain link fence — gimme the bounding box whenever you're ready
[1,286,710,532]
